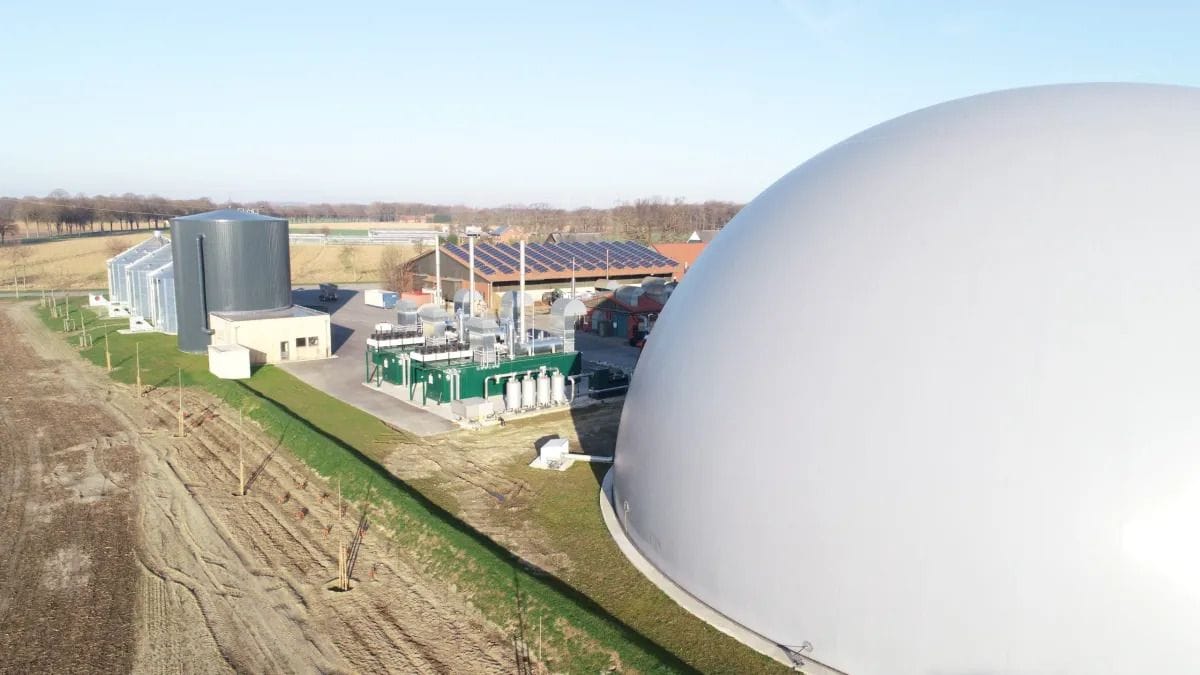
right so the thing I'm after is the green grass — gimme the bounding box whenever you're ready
[34,299,715,673]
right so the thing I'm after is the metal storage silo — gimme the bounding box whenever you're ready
[127,245,172,318]
[150,263,177,334]
[170,209,291,352]
[107,233,169,304]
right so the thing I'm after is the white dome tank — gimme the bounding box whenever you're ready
[612,83,1200,675]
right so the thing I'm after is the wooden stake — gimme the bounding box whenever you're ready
[338,542,349,591]
[337,479,342,518]
[104,333,112,372]
[135,343,142,394]
[239,446,245,496]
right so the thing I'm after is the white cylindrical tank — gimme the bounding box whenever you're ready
[505,378,521,412]
[520,376,536,410]
[550,372,565,404]
[536,371,551,407]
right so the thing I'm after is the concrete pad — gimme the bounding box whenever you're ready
[280,286,456,437]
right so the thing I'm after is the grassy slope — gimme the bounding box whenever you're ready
[36,299,784,674]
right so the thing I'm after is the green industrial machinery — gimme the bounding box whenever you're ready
[367,347,582,406]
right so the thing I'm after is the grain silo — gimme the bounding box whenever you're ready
[106,232,169,307]
[170,209,292,352]
[150,263,177,334]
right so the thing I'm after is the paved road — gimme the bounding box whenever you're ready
[279,287,456,437]
[572,331,642,372]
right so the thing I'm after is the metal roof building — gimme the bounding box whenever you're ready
[106,233,169,304]
[611,83,1200,674]
[126,245,172,320]
[408,240,677,304]
[150,263,177,334]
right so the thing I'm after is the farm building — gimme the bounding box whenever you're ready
[545,231,604,243]
[686,229,721,243]
[651,242,707,280]
[407,240,677,307]
[584,291,663,339]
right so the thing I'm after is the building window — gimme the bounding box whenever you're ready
[296,337,308,347]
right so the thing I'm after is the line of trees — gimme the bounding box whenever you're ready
[0,191,743,243]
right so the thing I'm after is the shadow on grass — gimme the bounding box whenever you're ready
[232,381,698,674]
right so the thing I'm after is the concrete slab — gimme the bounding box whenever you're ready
[280,286,456,437]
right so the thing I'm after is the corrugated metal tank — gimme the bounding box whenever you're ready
[127,246,172,318]
[107,234,169,303]
[151,263,177,334]
[170,209,291,352]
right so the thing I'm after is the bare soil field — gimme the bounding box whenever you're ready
[0,303,514,673]
[2,236,416,290]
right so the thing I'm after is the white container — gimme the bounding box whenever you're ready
[536,372,551,407]
[365,289,398,308]
[207,344,251,380]
[551,372,566,404]
[520,376,536,410]
[505,379,521,411]
[540,438,569,462]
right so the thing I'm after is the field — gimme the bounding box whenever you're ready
[0,234,417,290]
[7,299,787,673]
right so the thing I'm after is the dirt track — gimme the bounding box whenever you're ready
[0,303,514,674]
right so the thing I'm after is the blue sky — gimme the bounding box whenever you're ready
[2,1,1198,207]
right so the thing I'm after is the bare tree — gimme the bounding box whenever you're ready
[337,246,358,281]
[378,246,417,292]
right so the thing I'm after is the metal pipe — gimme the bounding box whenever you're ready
[434,233,442,305]
[519,240,526,351]
[195,234,211,332]
[467,236,475,319]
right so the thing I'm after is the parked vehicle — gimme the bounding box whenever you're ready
[629,331,648,349]
[319,283,339,302]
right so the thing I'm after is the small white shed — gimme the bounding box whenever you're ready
[208,343,251,379]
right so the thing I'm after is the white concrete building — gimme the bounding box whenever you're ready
[208,306,331,365]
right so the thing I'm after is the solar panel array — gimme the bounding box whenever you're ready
[441,241,677,277]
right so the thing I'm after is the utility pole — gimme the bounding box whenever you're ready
[135,343,142,394]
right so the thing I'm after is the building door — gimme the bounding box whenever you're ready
[280,340,290,361]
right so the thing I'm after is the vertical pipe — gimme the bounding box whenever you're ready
[195,235,210,332]
[434,233,442,305]
[571,256,576,299]
[519,240,526,352]
[467,235,475,319]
